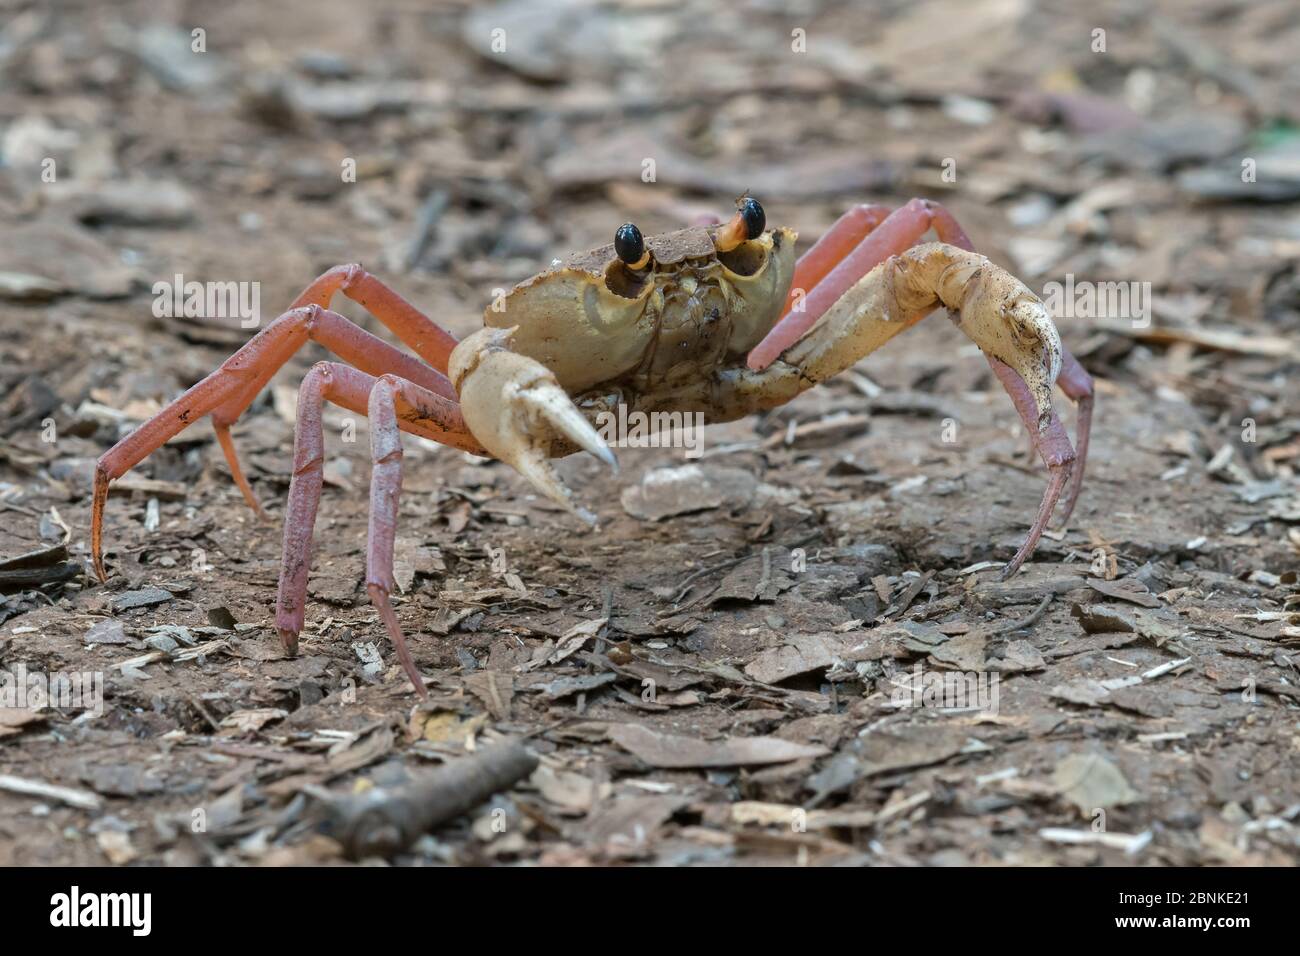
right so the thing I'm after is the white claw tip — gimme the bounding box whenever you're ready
[595,445,618,473]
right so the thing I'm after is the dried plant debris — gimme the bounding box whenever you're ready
[2,0,1300,867]
[0,543,81,591]
[1052,753,1141,815]
[609,724,830,769]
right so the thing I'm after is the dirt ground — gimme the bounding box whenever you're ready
[1,0,1298,867]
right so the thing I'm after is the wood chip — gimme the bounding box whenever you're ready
[609,724,829,768]
[0,773,102,810]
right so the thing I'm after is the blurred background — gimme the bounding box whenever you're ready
[2,0,1297,330]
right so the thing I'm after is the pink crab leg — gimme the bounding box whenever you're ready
[277,362,477,697]
[206,265,461,512]
[935,209,1095,527]
[919,214,1094,529]
[213,421,269,520]
[929,209,1094,529]
[749,199,962,370]
[1054,350,1093,525]
[750,200,1092,500]
[92,305,472,582]
[366,374,428,695]
[779,203,891,319]
[289,264,460,374]
[985,357,1075,577]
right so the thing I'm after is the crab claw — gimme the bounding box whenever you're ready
[449,327,616,522]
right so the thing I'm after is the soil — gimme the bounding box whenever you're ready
[0,0,1298,866]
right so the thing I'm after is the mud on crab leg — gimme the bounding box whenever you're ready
[732,234,1078,577]
[277,362,477,697]
[747,198,1093,571]
[752,198,1094,524]
[749,199,965,370]
[91,304,468,582]
[930,210,1093,528]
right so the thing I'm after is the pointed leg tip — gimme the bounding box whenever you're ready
[215,420,272,520]
[1056,481,1084,531]
[89,534,107,583]
[90,465,111,584]
[277,627,300,656]
[369,584,427,700]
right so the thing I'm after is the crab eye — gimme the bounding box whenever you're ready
[739,197,765,240]
[614,223,645,265]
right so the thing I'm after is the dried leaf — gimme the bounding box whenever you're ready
[1086,578,1161,608]
[1052,753,1141,814]
[744,634,840,684]
[531,764,599,812]
[219,708,288,734]
[464,670,514,720]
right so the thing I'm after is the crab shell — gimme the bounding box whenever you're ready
[484,224,799,394]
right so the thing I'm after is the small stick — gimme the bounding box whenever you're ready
[403,188,449,271]
[989,593,1053,635]
[329,738,537,859]
[1140,656,1191,681]
[0,773,102,811]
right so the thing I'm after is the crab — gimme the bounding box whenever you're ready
[91,196,1094,697]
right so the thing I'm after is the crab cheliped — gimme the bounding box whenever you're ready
[92,197,1094,697]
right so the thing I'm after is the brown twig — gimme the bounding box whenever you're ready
[328,737,538,859]
[989,593,1054,635]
